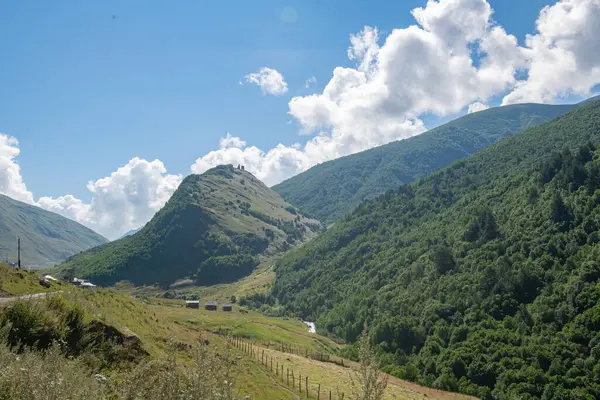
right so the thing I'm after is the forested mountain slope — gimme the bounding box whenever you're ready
[0,194,107,267]
[272,101,600,398]
[273,102,583,225]
[57,165,320,287]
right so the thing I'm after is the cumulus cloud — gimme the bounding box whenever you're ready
[190,0,600,188]
[304,76,317,88]
[38,158,182,240]
[191,0,520,184]
[0,134,34,204]
[468,102,490,113]
[243,67,289,95]
[502,0,600,104]
[0,134,182,240]
[4,0,600,241]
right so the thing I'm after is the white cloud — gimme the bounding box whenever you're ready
[191,0,600,189]
[243,67,289,96]
[4,0,600,242]
[191,0,518,185]
[0,134,35,204]
[37,158,182,240]
[503,0,600,104]
[304,76,317,88]
[468,102,489,113]
[0,133,182,240]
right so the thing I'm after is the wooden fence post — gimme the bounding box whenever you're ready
[306,376,309,398]
[276,362,279,376]
[292,371,295,388]
[299,374,302,392]
[287,368,289,386]
[329,391,332,400]
[317,384,320,400]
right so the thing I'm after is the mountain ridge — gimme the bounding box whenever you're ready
[273,101,589,224]
[57,165,321,286]
[269,100,600,398]
[0,193,107,267]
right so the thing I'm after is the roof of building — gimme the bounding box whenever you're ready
[186,300,200,304]
[205,301,217,306]
[223,304,233,307]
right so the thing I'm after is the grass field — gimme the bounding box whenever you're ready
[120,256,279,304]
[0,264,66,296]
[146,297,339,353]
[142,298,474,400]
[1,264,474,399]
[229,336,476,400]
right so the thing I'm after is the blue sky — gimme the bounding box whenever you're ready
[1,0,555,200]
[1,0,599,238]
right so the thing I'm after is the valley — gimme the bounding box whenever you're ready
[0,265,472,399]
[3,99,600,400]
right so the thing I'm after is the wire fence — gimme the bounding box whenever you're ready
[229,336,347,400]
[229,335,347,367]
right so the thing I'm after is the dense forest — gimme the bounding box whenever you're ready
[271,101,600,399]
[57,165,321,287]
[273,102,584,225]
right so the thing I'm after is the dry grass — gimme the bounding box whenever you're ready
[0,340,238,400]
[235,340,476,400]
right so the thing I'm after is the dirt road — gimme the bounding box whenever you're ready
[0,291,64,305]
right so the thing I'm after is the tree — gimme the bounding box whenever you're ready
[550,193,571,225]
[432,245,456,274]
[465,209,499,244]
[350,328,388,400]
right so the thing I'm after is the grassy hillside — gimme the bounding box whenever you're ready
[273,102,581,224]
[57,165,321,287]
[0,194,107,267]
[271,101,600,398]
[0,263,66,296]
[1,277,471,399]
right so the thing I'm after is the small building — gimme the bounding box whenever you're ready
[186,300,200,309]
[205,301,217,311]
[72,277,97,288]
[222,304,233,312]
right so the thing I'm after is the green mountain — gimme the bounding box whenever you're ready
[269,101,600,398]
[57,165,321,287]
[273,102,583,225]
[0,194,107,267]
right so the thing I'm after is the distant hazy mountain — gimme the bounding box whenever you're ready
[0,194,107,267]
[57,165,321,286]
[118,227,142,240]
[273,101,589,224]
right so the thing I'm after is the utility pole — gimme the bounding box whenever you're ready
[17,237,21,268]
